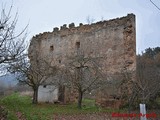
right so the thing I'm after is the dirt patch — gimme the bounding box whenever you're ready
[53,113,137,120]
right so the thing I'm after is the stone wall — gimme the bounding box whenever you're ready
[28,13,136,107]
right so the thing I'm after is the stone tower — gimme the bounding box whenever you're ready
[28,13,136,106]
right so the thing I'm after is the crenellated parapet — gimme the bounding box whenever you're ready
[31,13,135,41]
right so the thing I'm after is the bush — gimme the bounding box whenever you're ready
[1,93,31,106]
[147,99,160,109]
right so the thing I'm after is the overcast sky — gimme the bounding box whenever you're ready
[1,0,160,53]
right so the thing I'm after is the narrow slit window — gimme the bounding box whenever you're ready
[50,45,54,51]
[76,42,80,49]
[59,60,61,63]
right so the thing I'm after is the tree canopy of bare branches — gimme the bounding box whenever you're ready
[136,47,160,104]
[9,53,57,104]
[0,5,27,73]
[64,50,105,109]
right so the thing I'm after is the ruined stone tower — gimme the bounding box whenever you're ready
[28,14,136,106]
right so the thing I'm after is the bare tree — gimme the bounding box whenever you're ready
[64,50,105,109]
[0,5,27,72]
[9,54,57,104]
[136,54,160,104]
[118,48,160,111]
[86,15,95,24]
[117,47,160,111]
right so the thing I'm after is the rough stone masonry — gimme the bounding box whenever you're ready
[28,13,136,107]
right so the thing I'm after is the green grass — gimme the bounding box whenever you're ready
[0,93,122,120]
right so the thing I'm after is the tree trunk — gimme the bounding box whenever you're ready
[32,87,39,104]
[78,91,83,109]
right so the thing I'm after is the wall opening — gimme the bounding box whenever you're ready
[50,45,54,51]
[76,42,80,49]
[59,60,61,63]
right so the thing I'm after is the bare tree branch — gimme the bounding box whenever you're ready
[150,0,160,11]
[0,5,28,71]
[63,50,106,109]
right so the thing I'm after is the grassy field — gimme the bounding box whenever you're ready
[0,93,122,120]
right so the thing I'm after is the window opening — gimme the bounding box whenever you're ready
[50,45,54,51]
[76,42,80,49]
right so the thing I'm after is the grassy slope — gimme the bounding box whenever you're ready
[0,93,121,120]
